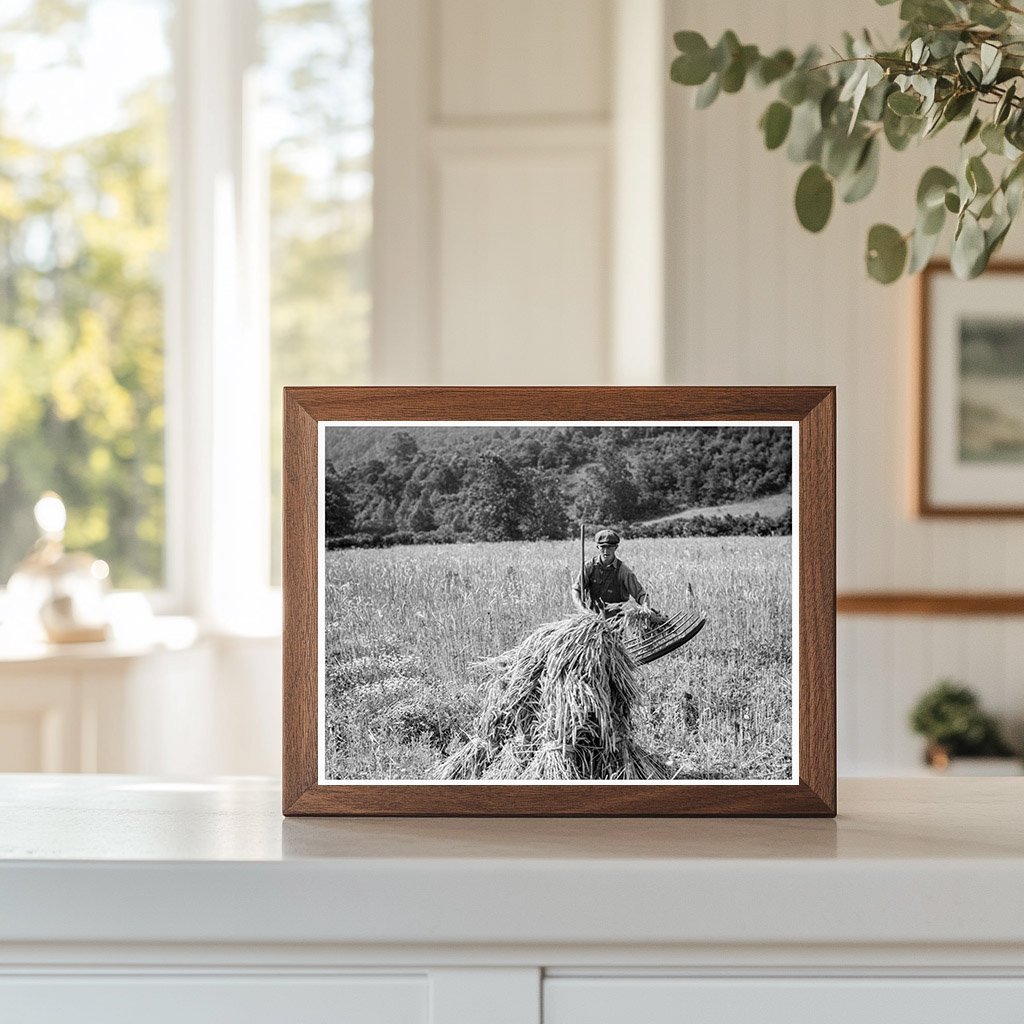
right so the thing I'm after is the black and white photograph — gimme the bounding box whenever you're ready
[318,421,797,785]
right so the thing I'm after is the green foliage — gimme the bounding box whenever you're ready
[0,2,168,586]
[909,679,1015,756]
[324,463,355,536]
[795,164,834,231]
[670,1,1024,282]
[324,425,793,547]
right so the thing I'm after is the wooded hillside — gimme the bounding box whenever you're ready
[324,425,792,546]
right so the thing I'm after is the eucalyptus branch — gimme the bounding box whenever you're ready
[670,1,1024,283]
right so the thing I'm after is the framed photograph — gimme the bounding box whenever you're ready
[917,261,1024,516]
[283,387,835,816]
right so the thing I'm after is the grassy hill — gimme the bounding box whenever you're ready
[636,490,791,527]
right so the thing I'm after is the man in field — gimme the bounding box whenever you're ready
[571,529,651,618]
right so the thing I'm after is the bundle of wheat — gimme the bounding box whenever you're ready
[438,613,670,781]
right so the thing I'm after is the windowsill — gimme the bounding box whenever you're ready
[0,582,284,660]
[0,616,202,665]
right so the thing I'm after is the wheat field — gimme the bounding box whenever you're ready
[322,536,793,781]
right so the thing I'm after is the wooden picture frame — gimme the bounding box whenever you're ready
[916,261,1024,517]
[283,387,836,817]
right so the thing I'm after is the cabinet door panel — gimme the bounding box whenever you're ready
[0,975,427,1024]
[545,977,1024,1024]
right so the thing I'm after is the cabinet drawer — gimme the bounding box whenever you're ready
[544,977,1024,1024]
[0,974,427,1024]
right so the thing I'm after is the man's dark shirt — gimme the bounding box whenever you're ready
[572,556,647,609]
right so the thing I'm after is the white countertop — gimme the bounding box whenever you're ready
[2,776,1022,952]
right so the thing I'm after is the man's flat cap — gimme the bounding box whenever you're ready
[595,529,620,546]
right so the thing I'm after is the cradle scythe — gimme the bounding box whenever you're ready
[579,521,588,611]
[623,582,707,666]
[573,523,706,664]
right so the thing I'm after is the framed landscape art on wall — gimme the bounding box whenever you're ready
[282,387,835,816]
[917,262,1024,517]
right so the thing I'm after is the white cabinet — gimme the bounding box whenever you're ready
[1,777,1022,1023]
[544,978,1024,1024]
[1,975,428,1024]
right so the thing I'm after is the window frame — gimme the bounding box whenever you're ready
[165,0,280,632]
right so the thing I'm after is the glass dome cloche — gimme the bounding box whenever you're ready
[5,492,111,644]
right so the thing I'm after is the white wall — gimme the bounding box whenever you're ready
[183,0,1022,779]
[373,0,666,385]
[665,0,1024,772]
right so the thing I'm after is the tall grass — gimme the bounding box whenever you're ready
[323,536,793,781]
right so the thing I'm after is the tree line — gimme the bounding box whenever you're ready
[325,425,792,547]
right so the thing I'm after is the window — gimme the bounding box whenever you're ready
[262,0,373,582]
[0,0,172,589]
[0,0,373,619]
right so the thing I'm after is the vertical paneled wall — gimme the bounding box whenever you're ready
[665,0,1024,772]
[375,0,614,385]
[373,0,1024,774]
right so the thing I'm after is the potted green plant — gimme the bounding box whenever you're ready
[909,679,1018,771]
[670,0,1024,283]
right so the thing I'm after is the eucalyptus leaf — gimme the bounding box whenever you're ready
[922,103,946,137]
[1006,172,1024,218]
[1003,157,1024,216]
[754,49,795,87]
[986,212,1012,260]
[861,79,892,122]
[942,92,974,122]
[944,190,960,214]
[980,42,1002,87]
[842,137,880,203]
[904,0,958,28]
[779,73,807,106]
[970,2,1009,30]
[981,122,1005,155]
[866,223,908,283]
[710,31,740,74]
[917,166,957,210]
[926,30,962,60]
[967,154,995,196]
[995,82,1017,124]
[884,106,921,150]
[671,46,712,87]
[694,73,721,109]
[962,115,983,145]
[920,200,945,235]
[760,101,793,150]
[913,75,937,111]
[951,212,986,278]
[822,129,863,178]
[801,68,833,104]
[787,101,824,162]
[721,45,759,93]
[839,63,868,104]
[795,164,834,232]
[820,85,841,126]
[958,166,977,208]
[908,221,942,273]
[674,29,707,53]
[888,91,921,115]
